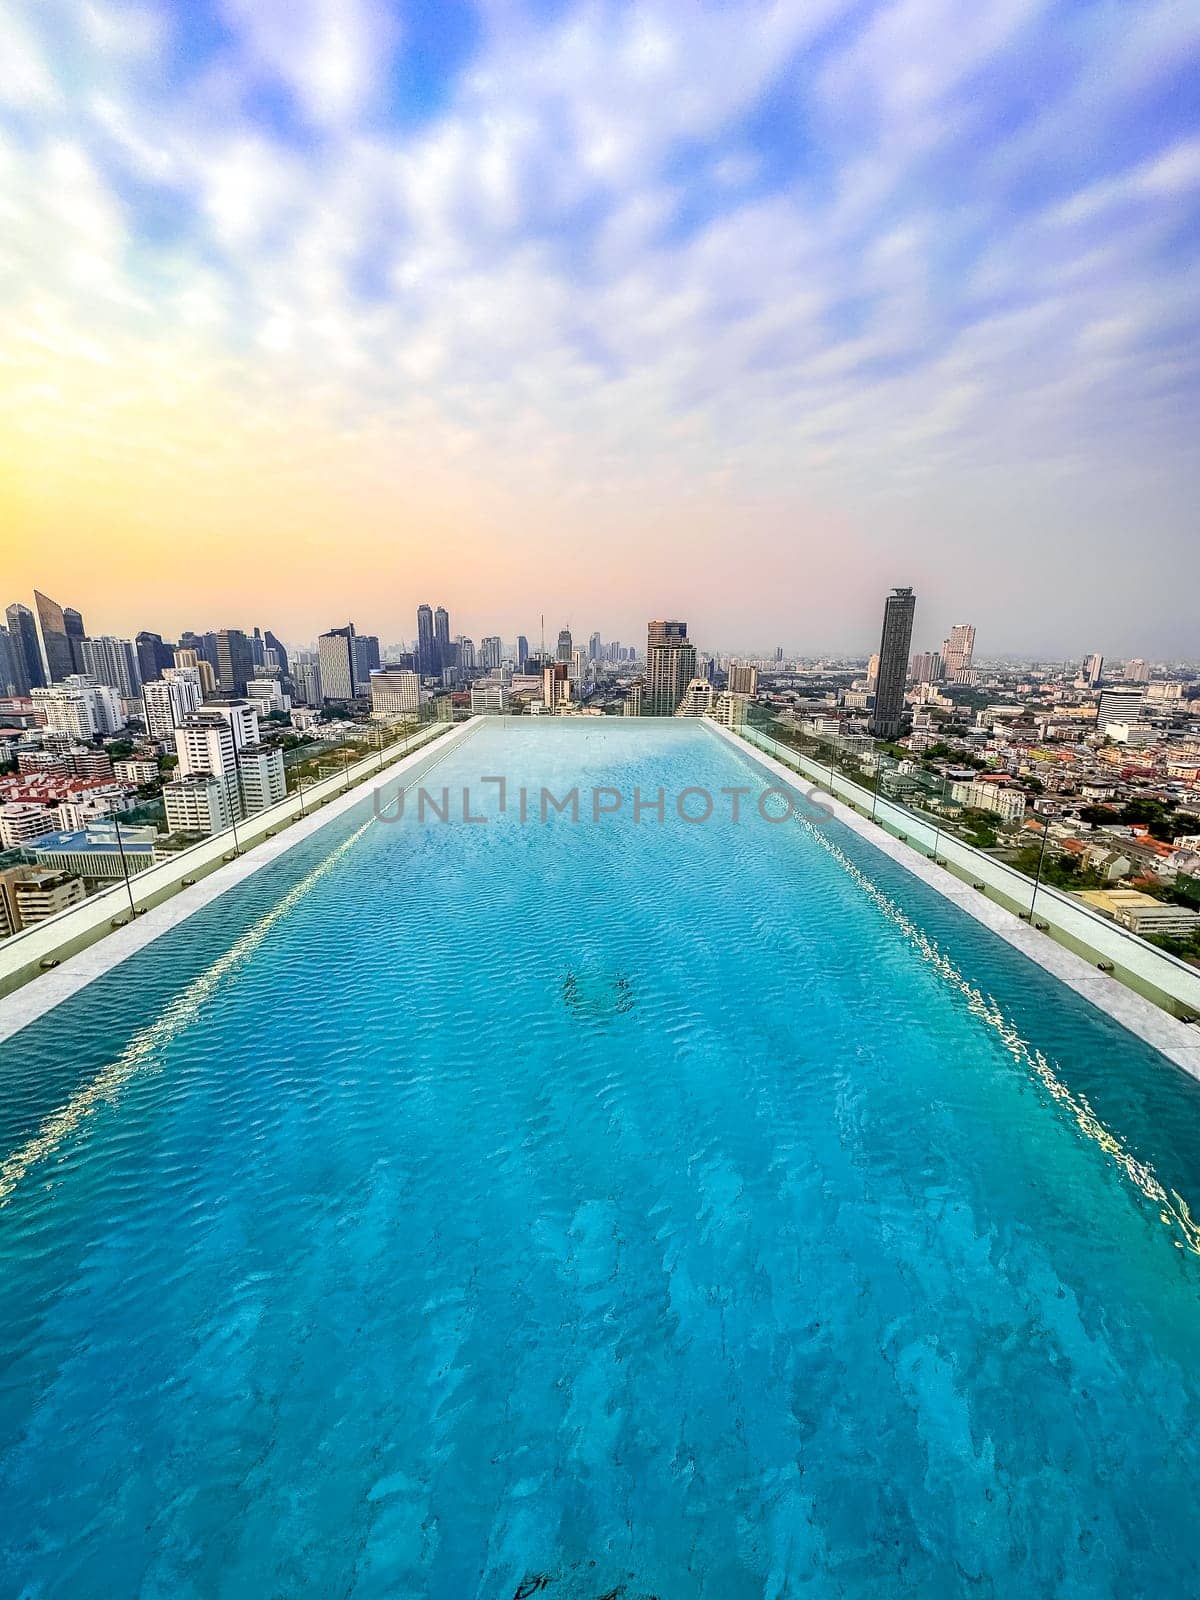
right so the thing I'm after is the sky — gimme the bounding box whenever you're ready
[1,0,1198,658]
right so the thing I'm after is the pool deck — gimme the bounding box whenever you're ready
[707,719,1200,1080]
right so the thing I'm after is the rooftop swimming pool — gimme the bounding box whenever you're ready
[3,719,1200,1598]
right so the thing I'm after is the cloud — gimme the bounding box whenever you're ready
[2,0,1199,648]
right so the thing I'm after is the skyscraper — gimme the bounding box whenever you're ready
[135,631,175,684]
[645,620,697,715]
[263,630,290,678]
[589,631,602,661]
[869,587,916,739]
[1084,651,1105,688]
[80,636,142,699]
[318,624,357,701]
[0,627,14,696]
[64,607,86,671]
[557,628,573,664]
[481,635,502,671]
[4,603,44,692]
[434,607,450,675]
[516,635,529,670]
[215,628,254,695]
[941,624,976,679]
[417,604,437,677]
[33,590,75,683]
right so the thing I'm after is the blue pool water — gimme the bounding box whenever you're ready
[3,720,1200,1598]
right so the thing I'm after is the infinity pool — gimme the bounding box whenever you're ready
[3,720,1200,1598]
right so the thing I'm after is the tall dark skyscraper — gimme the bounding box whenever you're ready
[63,607,86,671]
[33,590,76,682]
[516,635,529,670]
[136,631,175,683]
[434,607,450,676]
[869,587,916,739]
[416,604,436,676]
[0,627,16,696]
[263,629,290,677]
[215,627,254,695]
[4,603,44,692]
[556,628,573,664]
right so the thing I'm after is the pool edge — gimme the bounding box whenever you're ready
[704,719,1200,1081]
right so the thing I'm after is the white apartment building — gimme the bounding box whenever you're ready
[142,672,202,742]
[31,677,123,739]
[470,682,509,714]
[727,664,758,696]
[246,678,291,717]
[710,691,748,728]
[675,678,715,717]
[163,774,237,835]
[236,746,286,815]
[370,668,420,717]
[0,802,57,848]
[949,781,1027,822]
[114,759,160,784]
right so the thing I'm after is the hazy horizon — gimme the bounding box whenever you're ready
[3,0,1198,657]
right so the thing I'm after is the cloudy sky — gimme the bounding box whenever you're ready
[2,0,1198,657]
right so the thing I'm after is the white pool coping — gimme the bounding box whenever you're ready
[706,719,1200,1081]
[0,719,482,1047]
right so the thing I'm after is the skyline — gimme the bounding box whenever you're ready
[2,0,1199,653]
[5,580,1199,668]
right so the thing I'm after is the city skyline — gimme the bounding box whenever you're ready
[3,581,1198,672]
[3,1,1199,654]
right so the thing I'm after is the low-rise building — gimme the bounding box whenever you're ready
[27,822,158,881]
[0,866,86,937]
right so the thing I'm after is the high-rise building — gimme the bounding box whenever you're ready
[1097,688,1146,733]
[351,631,380,690]
[434,607,450,675]
[1125,658,1150,684]
[143,673,203,742]
[869,587,916,739]
[318,624,358,701]
[4,603,44,692]
[172,648,216,696]
[481,636,502,671]
[556,628,573,664]
[456,637,476,673]
[293,658,322,706]
[31,676,124,738]
[215,628,254,695]
[1084,651,1104,688]
[588,631,602,661]
[80,636,142,700]
[263,630,290,678]
[727,663,758,696]
[0,627,16,696]
[236,746,287,815]
[941,624,976,679]
[645,620,697,715]
[63,608,86,671]
[163,774,237,836]
[910,651,943,684]
[33,590,76,683]
[675,678,714,716]
[416,605,437,677]
[516,635,529,670]
[370,668,420,717]
[866,653,880,691]
[135,631,175,684]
